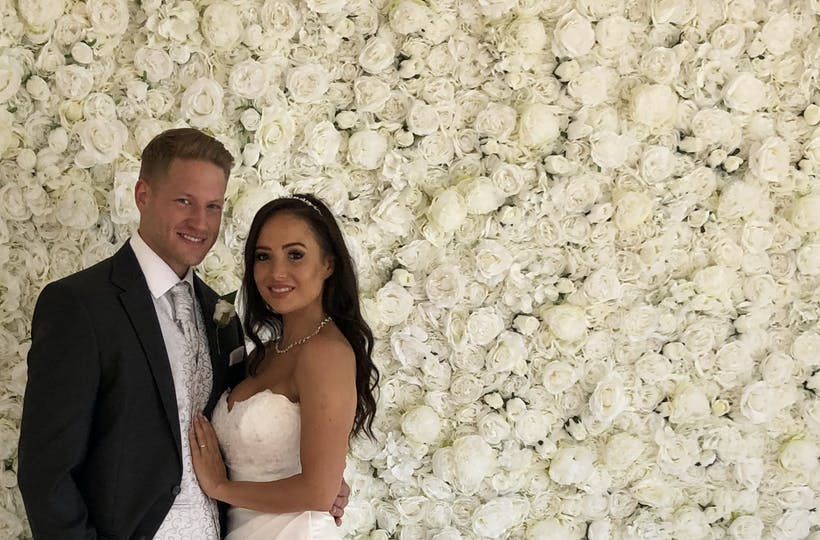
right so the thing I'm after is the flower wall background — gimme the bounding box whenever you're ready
[2,0,820,538]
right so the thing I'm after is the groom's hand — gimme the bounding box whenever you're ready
[330,478,350,526]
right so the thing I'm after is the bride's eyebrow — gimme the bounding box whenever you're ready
[282,242,306,249]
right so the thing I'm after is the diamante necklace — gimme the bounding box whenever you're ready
[274,316,332,354]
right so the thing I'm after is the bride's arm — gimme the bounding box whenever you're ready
[192,336,357,513]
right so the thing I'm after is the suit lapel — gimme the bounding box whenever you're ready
[194,276,226,415]
[111,244,182,460]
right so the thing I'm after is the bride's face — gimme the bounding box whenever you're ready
[252,212,333,316]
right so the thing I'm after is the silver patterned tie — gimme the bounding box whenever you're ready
[169,281,199,358]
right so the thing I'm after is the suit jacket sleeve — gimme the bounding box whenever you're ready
[18,281,100,540]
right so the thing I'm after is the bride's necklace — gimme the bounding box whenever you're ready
[274,316,332,354]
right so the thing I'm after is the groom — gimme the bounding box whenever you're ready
[18,128,347,539]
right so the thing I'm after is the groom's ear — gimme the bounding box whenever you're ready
[134,178,150,210]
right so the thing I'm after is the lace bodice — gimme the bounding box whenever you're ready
[212,390,302,483]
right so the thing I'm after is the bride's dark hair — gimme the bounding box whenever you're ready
[241,194,379,438]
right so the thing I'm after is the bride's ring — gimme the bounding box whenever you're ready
[199,444,207,448]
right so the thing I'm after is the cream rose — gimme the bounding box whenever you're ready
[303,121,340,165]
[691,108,735,146]
[749,136,789,182]
[451,435,496,494]
[402,405,442,445]
[778,439,819,475]
[790,194,820,232]
[180,78,224,128]
[639,47,680,84]
[567,66,611,106]
[475,102,517,140]
[256,105,294,155]
[259,0,300,38]
[358,36,395,74]
[590,131,631,169]
[347,129,388,170]
[589,375,627,423]
[631,84,678,128]
[711,23,745,57]
[87,0,129,35]
[760,12,794,56]
[613,191,653,230]
[55,65,93,100]
[717,181,761,221]
[466,306,504,347]
[604,432,644,470]
[390,0,430,34]
[201,2,243,49]
[427,188,467,233]
[792,332,820,368]
[55,185,99,229]
[353,76,390,113]
[406,101,439,136]
[549,445,594,485]
[543,304,587,342]
[286,63,329,103]
[518,102,560,147]
[133,47,173,83]
[75,118,128,166]
[723,72,766,113]
[739,381,778,424]
[595,16,630,51]
[640,145,675,182]
[0,55,23,105]
[552,10,594,58]
[305,0,345,13]
[229,60,270,100]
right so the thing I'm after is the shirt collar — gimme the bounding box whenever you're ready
[130,232,195,300]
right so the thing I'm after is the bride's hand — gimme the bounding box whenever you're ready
[189,413,228,499]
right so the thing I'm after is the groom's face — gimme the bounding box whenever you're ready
[135,158,227,278]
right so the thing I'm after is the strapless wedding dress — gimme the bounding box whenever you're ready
[212,389,341,539]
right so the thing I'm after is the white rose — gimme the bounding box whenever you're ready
[760,13,794,56]
[259,0,300,37]
[567,66,611,106]
[55,185,99,229]
[458,177,502,215]
[18,0,66,33]
[473,497,527,539]
[613,191,653,230]
[727,515,764,540]
[26,75,50,101]
[390,0,429,34]
[506,16,547,53]
[631,84,678,127]
[427,189,466,233]
[488,331,527,374]
[0,55,23,104]
[402,405,442,445]
[348,129,387,170]
[465,306,504,347]
[790,194,820,232]
[405,101,439,136]
[596,16,631,51]
[353,76,390,113]
[691,108,735,146]
[108,170,139,225]
[640,145,675,182]
[518,102,560,147]
[582,268,621,303]
[711,23,746,57]
[256,105,294,155]
[552,10,594,58]
[474,240,512,287]
[749,136,789,182]
[75,118,128,166]
[478,412,511,445]
[549,446,594,485]
[419,131,454,165]
[491,163,529,197]
[424,264,465,309]
[717,181,761,221]
[723,73,766,113]
[739,381,778,424]
[543,305,587,342]
[778,439,819,475]
[201,2,242,49]
[359,37,395,74]
[693,265,737,297]
[87,0,128,35]
[792,332,820,368]
[375,282,414,326]
[305,0,345,13]
[541,361,578,395]
[672,506,710,539]
[286,63,329,103]
[639,47,680,84]
[760,352,795,387]
[797,244,820,276]
[451,435,495,495]
[133,47,173,83]
[528,519,574,540]
[303,121,340,165]
[604,433,644,470]
[668,384,710,424]
[590,131,630,169]
[55,65,93,100]
[631,475,680,509]
[475,102,517,140]
[589,375,627,423]
[180,78,224,128]
[229,60,270,100]
[151,1,199,42]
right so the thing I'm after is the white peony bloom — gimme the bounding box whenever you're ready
[792,332,820,368]
[568,66,612,106]
[727,515,764,540]
[472,497,528,538]
[506,16,547,53]
[749,136,789,182]
[631,84,678,127]
[55,65,93,100]
[229,60,270,100]
[75,118,128,166]
[18,0,66,33]
[640,145,675,182]
[668,384,710,424]
[406,101,439,136]
[614,191,653,230]
[549,445,594,485]
[303,121,340,165]
[604,432,644,470]
[134,47,173,83]
[723,72,766,112]
[358,37,395,74]
[739,381,778,424]
[465,306,504,347]
[374,282,414,326]
[475,102,517,140]
[390,0,430,34]
[348,129,388,170]
[55,185,99,229]
[542,361,579,395]
[451,435,495,495]
[760,12,794,56]
[589,375,627,423]
[353,76,391,113]
[0,54,23,105]
[201,2,242,49]
[180,78,224,128]
[88,0,128,35]
[518,103,560,147]
[552,10,594,58]
[527,518,574,540]
[590,131,631,169]
[402,405,442,445]
[790,194,820,232]
[717,181,761,221]
[427,188,467,233]
[778,439,819,475]
[286,63,330,103]
[259,0,301,38]
[256,105,294,155]
[543,305,587,342]
[691,108,735,146]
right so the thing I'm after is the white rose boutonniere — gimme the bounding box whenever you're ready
[213,298,237,328]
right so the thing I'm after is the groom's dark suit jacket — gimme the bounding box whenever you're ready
[18,243,245,540]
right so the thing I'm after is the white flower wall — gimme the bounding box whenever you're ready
[2,0,820,537]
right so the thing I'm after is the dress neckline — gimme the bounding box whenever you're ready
[225,388,299,413]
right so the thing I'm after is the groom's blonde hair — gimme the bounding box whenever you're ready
[139,128,234,184]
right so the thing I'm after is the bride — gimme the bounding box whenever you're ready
[188,194,379,539]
